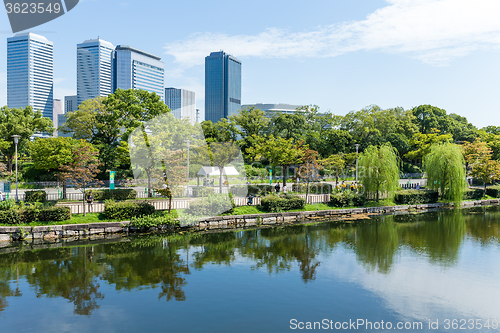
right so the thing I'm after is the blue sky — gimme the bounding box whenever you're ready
[1,0,500,128]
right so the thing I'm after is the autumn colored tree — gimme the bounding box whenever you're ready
[297,148,322,203]
[57,142,102,216]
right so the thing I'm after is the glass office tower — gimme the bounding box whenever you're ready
[7,32,54,120]
[165,88,196,124]
[77,38,114,105]
[114,45,165,101]
[205,51,241,123]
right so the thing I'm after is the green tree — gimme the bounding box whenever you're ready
[0,106,53,172]
[359,143,400,202]
[209,142,242,194]
[424,143,466,203]
[319,154,345,187]
[246,135,305,187]
[405,130,453,163]
[471,159,500,192]
[29,137,87,198]
[62,90,171,179]
[229,107,269,154]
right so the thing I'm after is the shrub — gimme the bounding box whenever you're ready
[185,194,233,216]
[0,199,17,211]
[260,194,305,212]
[485,185,500,198]
[0,210,20,224]
[130,212,179,228]
[394,190,439,205]
[246,185,273,196]
[37,206,71,222]
[192,186,215,197]
[24,190,47,202]
[463,188,484,200]
[329,191,366,208]
[86,189,137,201]
[104,200,155,220]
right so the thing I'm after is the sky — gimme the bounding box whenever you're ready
[1,0,500,128]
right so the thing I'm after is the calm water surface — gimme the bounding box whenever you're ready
[1,206,500,332]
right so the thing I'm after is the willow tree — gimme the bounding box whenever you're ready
[424,143,466,203]
[359,143,400,202]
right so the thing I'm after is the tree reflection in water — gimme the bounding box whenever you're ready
[0,206,499,316]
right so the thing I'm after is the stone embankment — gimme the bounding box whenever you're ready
[0,199,498,246]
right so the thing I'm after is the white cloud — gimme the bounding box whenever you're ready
[164,0,500,67]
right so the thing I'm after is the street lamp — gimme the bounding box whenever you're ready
[355,144,360,183]
[185,139,191,197]
[12,135,21,201]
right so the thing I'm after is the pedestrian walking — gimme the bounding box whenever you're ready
[275,181,281,193]
[86,190,94,212]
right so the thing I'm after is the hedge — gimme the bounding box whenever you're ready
[394,190,438,205]
[85,189,137,201]
[329,191,366,208]
[291,183,333,194]
[464,188,484,200]
[485,186,500,198]
[260,194,305,212]
[24,190,47,202]
[191,186,214,197]
[0,210,20,224]
[185,194,233,216]
[103,201,155,220]
[0,206,71,225]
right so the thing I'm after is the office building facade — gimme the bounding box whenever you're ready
[165,88,196,124]
[205,51,241,123]
[7,32,54,120]
[241,103,302,118]
[77,38,114,105]
[114,45,165,100]
[64,95,78,113]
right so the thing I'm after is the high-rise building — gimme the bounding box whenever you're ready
[165,88,196,124]
[64,95,78,113]
[205,51,241,123]
[53,99,63,129]
[7,32,54,120]
[77,38,114,105]
[241,103,302,118]
[114,45,165,100]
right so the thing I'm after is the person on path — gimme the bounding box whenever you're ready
[86,190,94,212]
[0,191,3,202]
[275,181,281,193]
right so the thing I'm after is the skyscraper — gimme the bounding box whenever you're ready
[114,45,165,100]
[205,51,241,123]
[64,95,77,113]
[165,88,196,124]
[77,38,114,105]
[7,32,54,120]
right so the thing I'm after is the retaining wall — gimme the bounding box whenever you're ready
[1,199,499,246]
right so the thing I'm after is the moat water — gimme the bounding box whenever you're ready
[1,206,499,332]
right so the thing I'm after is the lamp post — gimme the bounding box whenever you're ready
[355,144,360,183]
[12,135,21,201]
[185,139,191,197]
